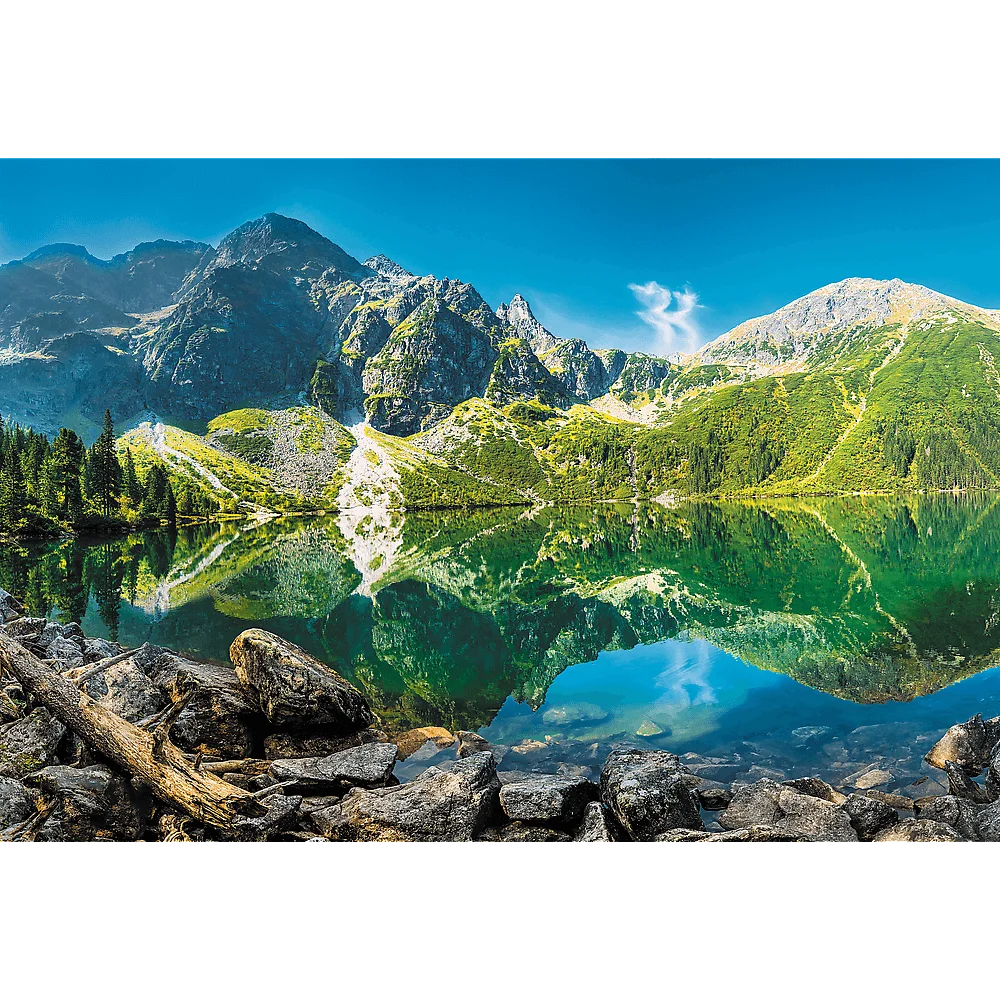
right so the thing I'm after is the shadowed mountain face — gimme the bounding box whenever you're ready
[1,213,601,435]
[5,494,1000,733]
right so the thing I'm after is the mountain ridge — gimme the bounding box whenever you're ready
[4,213,1000,508]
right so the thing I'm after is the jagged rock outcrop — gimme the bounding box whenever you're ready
[535,339,620,399]
[484,338,579,408]
[363,254,414,282]
[363,298,498,434]
[496,293,562,355]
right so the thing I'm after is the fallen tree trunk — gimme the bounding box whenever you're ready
[0,632,265,831]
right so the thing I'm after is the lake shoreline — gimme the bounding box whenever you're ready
[0,591,996,842]
[7,482,997,542]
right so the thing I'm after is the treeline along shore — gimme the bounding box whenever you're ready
[0,410,218,538]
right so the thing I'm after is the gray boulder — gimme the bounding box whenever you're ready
[783,776,846,805]
[269,742,398,793]
[0,587,24,624]
[312,751,500,842]
[263,728,387,760]
[0,707,66,779]
[43,634,85,670]
[499,774,598,827]
[231,629,374,731]
[81,636,125,663]
[942,760,992,803]
[141,645,258,758]
[0,776,33,828]
[972,799,1000,841]
[600,747,703,841]
[657,825,804,842]
[925,714,994,775]
[914,795,981,841]
[2,617,45,643]
[232,790,303,841]
[495,822,571,842]
[82,656,168,723]
[574,801,615,842]
[873,818,965,842]
[720,779,857,842]
[841,793,898,841]
[28,765,143,842]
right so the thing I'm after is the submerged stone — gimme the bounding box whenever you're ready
[394,726,456,760]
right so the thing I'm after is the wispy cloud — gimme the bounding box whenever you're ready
[627,281,702,356]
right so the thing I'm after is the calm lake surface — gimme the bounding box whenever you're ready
[5,495,1000,792]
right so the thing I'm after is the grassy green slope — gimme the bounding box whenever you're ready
[123,312,1000,511]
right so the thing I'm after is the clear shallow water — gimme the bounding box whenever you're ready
[4,495,1000,792]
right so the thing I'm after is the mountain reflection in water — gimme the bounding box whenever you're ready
[4,495,1000,783]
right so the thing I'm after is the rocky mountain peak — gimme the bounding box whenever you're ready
[211,213,372,279]
[21,243,105,267]
[363,254,414,281]
[693,277,979,371]
[497,293,562,355]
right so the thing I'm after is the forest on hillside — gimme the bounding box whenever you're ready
[0,410,217,536]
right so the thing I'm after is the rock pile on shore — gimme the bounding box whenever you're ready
[1,587,999,842]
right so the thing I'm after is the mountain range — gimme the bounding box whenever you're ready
[4,212,1000,509]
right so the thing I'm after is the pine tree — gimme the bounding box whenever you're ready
[88,409,122,519]
[0,452,25,529]
[141,464,173,522]
[22,432,49,502]
[122,447,143,507]
[50,428,86,521]
[165,481,177,528]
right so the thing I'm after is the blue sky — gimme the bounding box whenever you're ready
[1,159,999,354]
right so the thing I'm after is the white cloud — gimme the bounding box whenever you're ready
[627,281,702,356]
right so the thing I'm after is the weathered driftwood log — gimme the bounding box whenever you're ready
[0,632,265,831]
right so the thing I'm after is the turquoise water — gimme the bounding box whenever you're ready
[5,495,1000,789]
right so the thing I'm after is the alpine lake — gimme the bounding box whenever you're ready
[5,494,1000,793]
